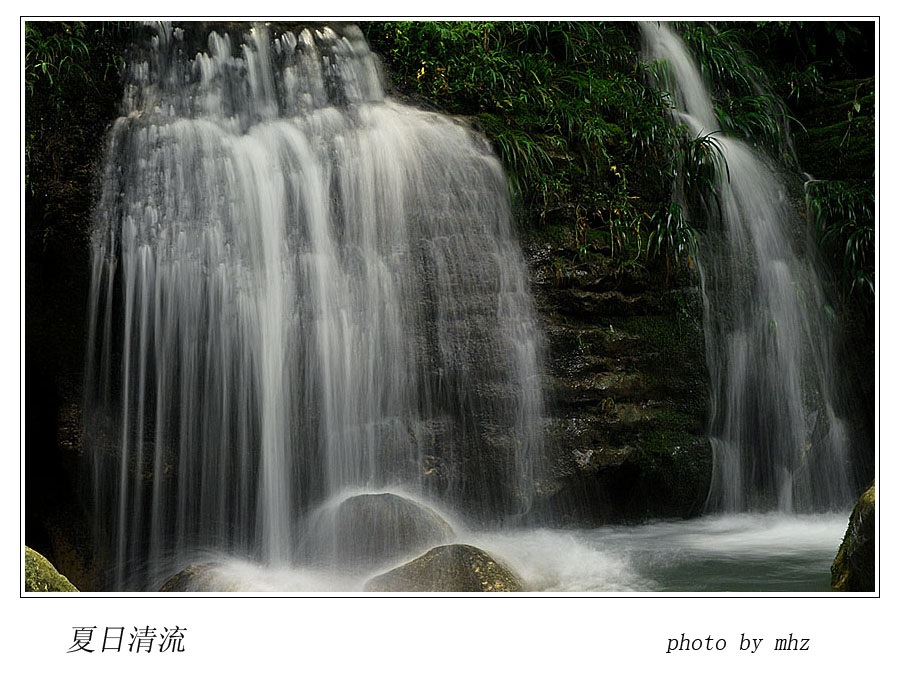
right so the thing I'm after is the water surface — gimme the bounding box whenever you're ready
[163,513,845,593]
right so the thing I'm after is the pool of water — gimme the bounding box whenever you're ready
[155,513,847,593]
[472,513,846,592]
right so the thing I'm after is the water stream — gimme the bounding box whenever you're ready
[640,22,855,514]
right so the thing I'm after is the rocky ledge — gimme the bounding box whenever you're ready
[526,235,711,524]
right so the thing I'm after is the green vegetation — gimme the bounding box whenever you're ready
[735,21,872,99]
[26,22,92,98]
[806,179,874,297]
[798,74,874,302]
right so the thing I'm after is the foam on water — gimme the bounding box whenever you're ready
[155,513,847,593]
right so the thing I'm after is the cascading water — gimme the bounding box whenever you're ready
[85,22,545,590]
[640,22,855,513]
[78,20,863,593]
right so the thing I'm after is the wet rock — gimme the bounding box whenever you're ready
[318,492,455,566]
[831,483,875,592]
[159,564,241,592]
[364,544,522,592]
[526,233,711,524]
[25,546,78,592]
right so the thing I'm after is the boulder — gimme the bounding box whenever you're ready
[24,546,78,592]
[364,544,523,592]
[831,483,876,592]
[159,564,241,592]
[316,492,455,565]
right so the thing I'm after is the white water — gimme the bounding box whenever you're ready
[153,513,847,593]
[640,22,855,513]
[86,22,545,590]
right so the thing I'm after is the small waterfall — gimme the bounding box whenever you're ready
[641,22,855,513]
[85,22,545,590]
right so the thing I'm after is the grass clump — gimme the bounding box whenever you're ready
[806,179,875,298]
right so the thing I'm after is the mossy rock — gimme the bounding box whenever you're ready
[159,564,242,592]
[364,544,523,592]
[831,483,875,592]
[25,546,79,592]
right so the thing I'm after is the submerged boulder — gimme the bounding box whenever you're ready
[324,492,455,565]
[364,544,523,592]
[25,546,79,592]
[159,564,242,592]
[831,483,876,592]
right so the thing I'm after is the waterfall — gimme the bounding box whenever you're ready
[85,22,545,590]
[641,22,855,513]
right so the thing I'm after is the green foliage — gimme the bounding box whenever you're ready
[675,132,729,199]
[647,202,698,282]
[806,180,874,298]
[785,61,825,102]
[25,22,92,98]
[640,131,724,280]
[679,23,768,94]
[25,22,125,119]
[477,112,563,209]
[715,92,804,156]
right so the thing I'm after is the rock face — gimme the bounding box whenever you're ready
[159,564,242,592]
[315,493,455,566]
[364,544,523,592]
[831,483,876,592]
[24,546,79,592]
[526,237,711,524]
